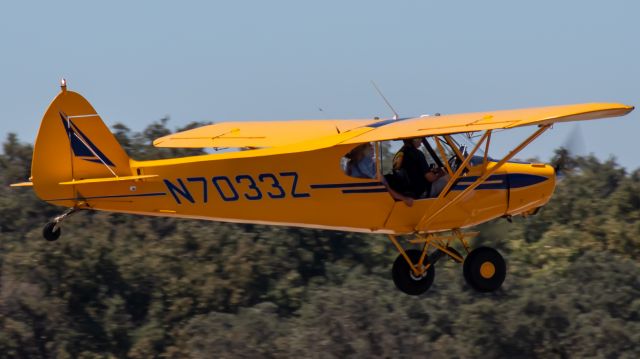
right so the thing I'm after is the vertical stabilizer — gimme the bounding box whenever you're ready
[31,85,132,202]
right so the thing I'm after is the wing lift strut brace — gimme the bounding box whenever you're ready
[387,124,551,277]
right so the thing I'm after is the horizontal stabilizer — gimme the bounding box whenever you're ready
[10,181,34,187]
[58,174,158,186]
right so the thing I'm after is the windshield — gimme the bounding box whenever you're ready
[448,133,501,166]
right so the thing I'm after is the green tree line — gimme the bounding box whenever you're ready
[0,121,639,358]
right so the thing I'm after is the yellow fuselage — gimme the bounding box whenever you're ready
[27,89,560,234]
[43,144,555,234]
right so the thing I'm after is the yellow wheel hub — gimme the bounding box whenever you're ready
[479,261,496,279]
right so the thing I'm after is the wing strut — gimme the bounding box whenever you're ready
[415,124,551,232]
[434,137,454,176]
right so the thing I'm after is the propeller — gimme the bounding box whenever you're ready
[552,124,586,177]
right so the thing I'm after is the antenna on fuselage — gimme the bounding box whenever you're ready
[371,81,399,120]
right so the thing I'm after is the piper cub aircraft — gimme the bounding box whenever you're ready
[11,81,634,295]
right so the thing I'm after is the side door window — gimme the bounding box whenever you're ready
[342,143,378,179]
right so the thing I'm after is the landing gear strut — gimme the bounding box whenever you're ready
[388,231,506,295]
[42,207,79,241]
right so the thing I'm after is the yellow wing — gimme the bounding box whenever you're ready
[153,119,375,149]
[343,103,634,144]
[152,103,633,150]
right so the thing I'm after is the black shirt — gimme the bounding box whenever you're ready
[399,145,430,198]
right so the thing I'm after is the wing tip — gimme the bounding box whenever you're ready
[616,104,634,116]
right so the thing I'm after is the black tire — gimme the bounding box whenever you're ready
[43,222,61,242]
[392,249,435,295]
[463,247,506,292]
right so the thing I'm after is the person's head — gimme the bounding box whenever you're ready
[348,143,370,162]
[403,138,422,148]
[362,142,373,156]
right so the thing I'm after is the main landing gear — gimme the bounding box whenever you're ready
[388,230,506,295]
[42,207,79,241]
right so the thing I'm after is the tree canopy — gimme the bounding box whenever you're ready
[1,122,639,358]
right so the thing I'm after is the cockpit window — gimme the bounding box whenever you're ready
[342,143,377,179]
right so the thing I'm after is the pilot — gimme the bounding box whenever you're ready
[392,138,446,198]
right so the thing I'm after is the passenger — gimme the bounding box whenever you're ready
[392,138,446,198]
[346,143,376,179]
[345,143,414,206]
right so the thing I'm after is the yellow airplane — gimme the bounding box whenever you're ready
[11,80,634,295]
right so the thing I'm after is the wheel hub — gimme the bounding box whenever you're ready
[479,261,496,279]
[409,267,427,281]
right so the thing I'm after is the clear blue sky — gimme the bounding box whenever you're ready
[1,1,638,167]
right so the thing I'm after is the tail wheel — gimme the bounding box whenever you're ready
[463,247,506,292]
[392,249,435,295]
[43,222,61,242]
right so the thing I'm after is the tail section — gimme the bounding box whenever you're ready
[31,85,132,203]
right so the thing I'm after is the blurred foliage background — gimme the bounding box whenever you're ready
[1,120,639,358]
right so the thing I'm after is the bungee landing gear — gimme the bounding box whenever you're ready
[388,231,506,295]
